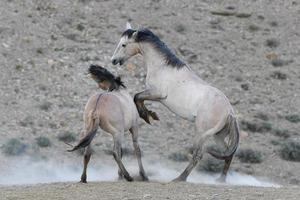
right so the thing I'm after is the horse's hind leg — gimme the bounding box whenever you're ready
[130,126,148,181]
[80,145,92,183]
[172,130,215,182]
[217,154,234,183]
[173,115,228,182]
[118,148,124,180]
[173,146,203,182]
[112,133,133,182]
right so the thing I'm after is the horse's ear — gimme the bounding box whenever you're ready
[126,22,132,30]
[132,30,139,40]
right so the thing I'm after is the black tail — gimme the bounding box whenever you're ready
[67,129,98,152]
[67,117,99,152]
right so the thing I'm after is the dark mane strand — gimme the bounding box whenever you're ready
[88,65,126,91]
[135,28,185,68]
[121,29,136,38]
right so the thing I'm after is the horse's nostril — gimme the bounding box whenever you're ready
[112,59,118,65]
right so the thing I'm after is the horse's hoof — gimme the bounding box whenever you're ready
[138,109,151,124]
[143,176,149,182]
[171,177,186,182]
[141,175,149,182]
[125,176,134,182]
[149,110,159,121]
[216,176,226,183]
[79,180,87,183]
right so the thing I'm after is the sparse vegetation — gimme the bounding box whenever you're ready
[197,157,223,173]
[271,128,290,138]
[57,132,76,143]
[236,148,263,163]
[2,138,27,156]
[285,114,300,123]
[76,24,85,31]
[240,120,272,133]
[271,58,288,67]
[19,116,34,127]
[257,15,265,20]
[39,101,52,111]
[36,48,43,54]
[174,24,186,33]
[280,140,300,162]
[210,10,235,16]
[269,21,278,27]
[241,83,249,91]
[265,38,280,48]
[270,71,287,80]
[168,151,189,162]
[235,12,251,18]
[270,140,281,146]
[36,136,51,147]
[15,64,23,71]
[254,112,269,121]
[248,24,260,32]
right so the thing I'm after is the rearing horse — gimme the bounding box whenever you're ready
[111,23,240,182]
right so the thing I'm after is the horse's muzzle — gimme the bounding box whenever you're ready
[112,58,118,65]
[112,58,125,66]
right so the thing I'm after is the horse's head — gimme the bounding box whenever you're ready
[88,65,125,91]
[111,22,140,66]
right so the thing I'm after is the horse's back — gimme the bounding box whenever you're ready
[85,91,137,132]
[161,68,234,121]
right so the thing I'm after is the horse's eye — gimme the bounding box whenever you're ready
[122,44,126,47]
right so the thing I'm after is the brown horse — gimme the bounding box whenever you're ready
[67,65,148,182]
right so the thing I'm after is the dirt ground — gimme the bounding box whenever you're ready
[1,181,300,200]
[0,0,300,199]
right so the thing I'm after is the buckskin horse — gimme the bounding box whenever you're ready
[67,64,148,182]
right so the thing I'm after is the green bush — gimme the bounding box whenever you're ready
[2,138,27,156]
[57,132,76,143]
[270,140,281,146]
[36,136,51,147]
[272,129,290,138]
[285,114,300,123]
[254,112,269,121]
[236,148,263,163]
[240,120,272,132]
[280,141,300,162]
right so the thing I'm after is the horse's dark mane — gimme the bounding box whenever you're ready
[122,28,185,69]
[88,65,126,91]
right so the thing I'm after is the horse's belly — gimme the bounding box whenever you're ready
[161,97,198,121]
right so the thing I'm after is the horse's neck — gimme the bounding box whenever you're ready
[141,44,174,85]
[142,44,165,76]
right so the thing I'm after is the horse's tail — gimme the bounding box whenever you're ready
[208,114,240,160]
[67,116,99,152]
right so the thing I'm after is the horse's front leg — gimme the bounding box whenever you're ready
[134,89,165,124]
